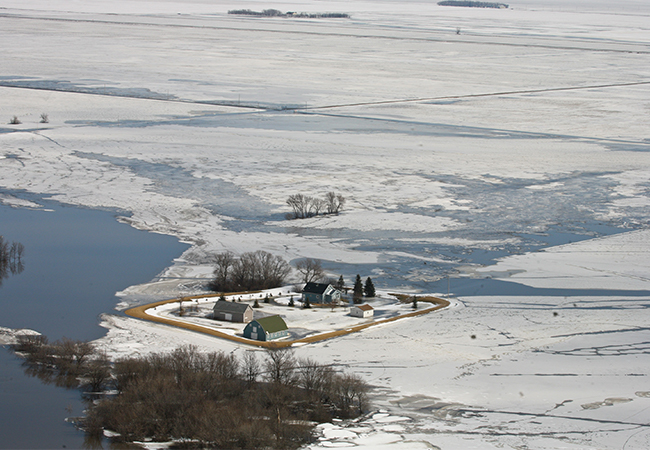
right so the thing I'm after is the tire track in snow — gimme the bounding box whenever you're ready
[456,407,650,429]
[298,80,650,111]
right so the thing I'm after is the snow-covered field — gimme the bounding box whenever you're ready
[1,0,650,448]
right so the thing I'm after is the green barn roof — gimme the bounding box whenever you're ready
[255,315,288,333]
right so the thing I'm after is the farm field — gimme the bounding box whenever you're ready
[1,0,650,448]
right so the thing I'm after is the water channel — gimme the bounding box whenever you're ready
[0,200,189,448]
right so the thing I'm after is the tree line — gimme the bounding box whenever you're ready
[228,9,350,18]
[286,192,345,220]
[13,338,368,449]
[438,1,509,8]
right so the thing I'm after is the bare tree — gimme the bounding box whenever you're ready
[263,348,296,385]
[57,337,95,375]
[325,191,346,215]
[257,250,291,289]
[0,237,25,285]
[286,194,314,219]
[209,251,236,291]
[8,242,24,274]
[241,351,261,384]
[296,357,334,398]
[295,258,325,284]
[203,351,240,381]
[84,351,111,392]
[309,197,326,217]
[332,373,369,418]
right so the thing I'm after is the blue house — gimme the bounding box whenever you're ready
[302,282,342,305]
[243,315,289,341]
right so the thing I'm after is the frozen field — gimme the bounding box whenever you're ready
[1,0,650,448]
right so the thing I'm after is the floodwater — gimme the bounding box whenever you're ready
[0,200,189,448]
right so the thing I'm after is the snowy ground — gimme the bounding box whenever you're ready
[1,0,650,448]
[144,291,437,341]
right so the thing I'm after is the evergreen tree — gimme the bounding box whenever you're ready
[364,277,375,298]
[353,275,363,303]
[253,299,260,308]
[335,275,345,290]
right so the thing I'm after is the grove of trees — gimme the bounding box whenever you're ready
[286,191,345,220]
[208,250,291,292]
[13,338,369,449]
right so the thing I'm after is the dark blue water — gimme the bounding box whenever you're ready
[0,350,87,449]
[0,201,189,448]
[0,202,188,340]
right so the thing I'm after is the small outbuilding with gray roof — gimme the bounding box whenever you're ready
[213,300,254,323]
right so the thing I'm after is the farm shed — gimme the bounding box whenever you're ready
[350,304,374,318]
[302,282,342,305]
[243,315,289,341]
[213,300,254,323]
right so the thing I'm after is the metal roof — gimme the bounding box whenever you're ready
[254,315,288,333]
[213,300,253,314]
[353,304,374,311]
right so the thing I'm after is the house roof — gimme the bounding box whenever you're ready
[353,304,374,311]
[213,300,252,314]
[303,282,333,295]
[254,315,288,333]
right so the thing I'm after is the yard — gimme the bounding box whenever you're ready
[142,289,442,343]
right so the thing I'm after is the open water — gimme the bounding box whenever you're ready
[0,200,189,448]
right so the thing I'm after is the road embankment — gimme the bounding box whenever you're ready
[125,294,450,349]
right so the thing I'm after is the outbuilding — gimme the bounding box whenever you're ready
[213,300,254,323]
[302,282,342,305]
[350,304,374,318]
[243,315,289,341]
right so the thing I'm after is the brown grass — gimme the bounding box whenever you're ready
[125,293,450,349]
